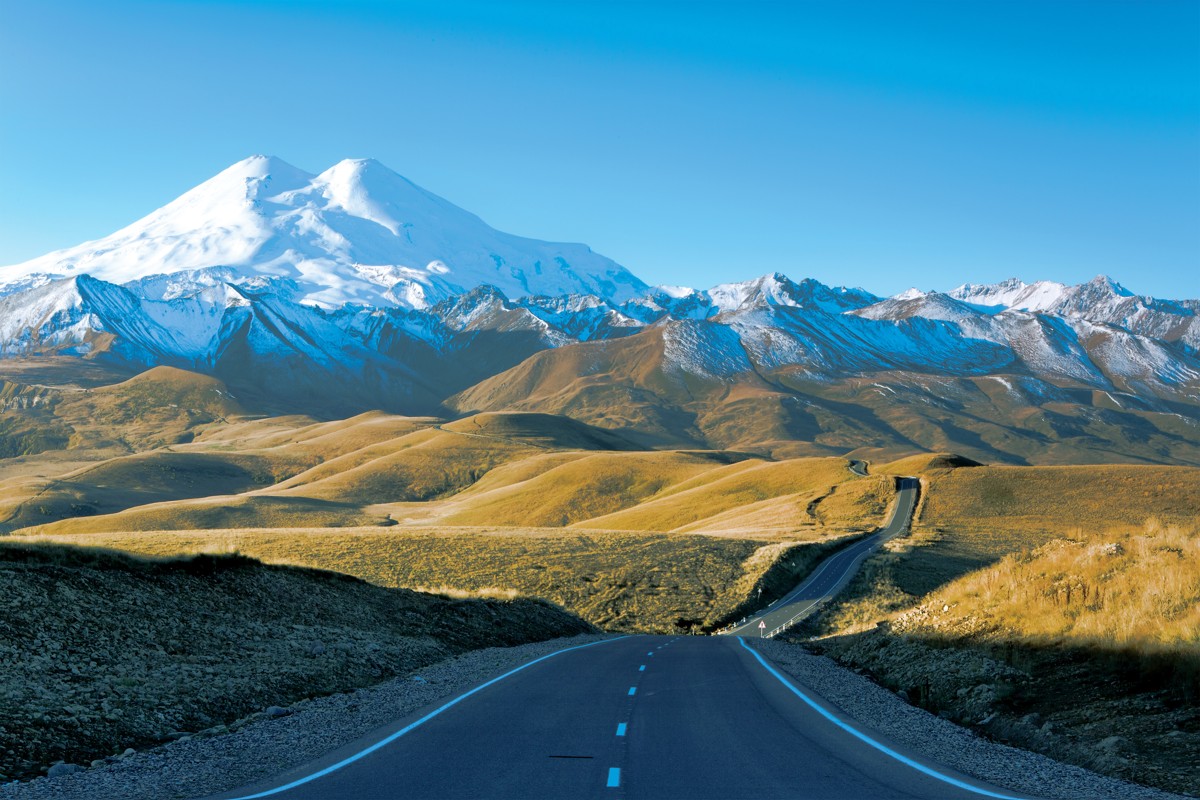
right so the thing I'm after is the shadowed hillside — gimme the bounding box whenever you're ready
[0,542,593,782]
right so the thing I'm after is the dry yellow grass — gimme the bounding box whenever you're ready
[814,462,1200,635]
[20,496,382,535]
[433,451,737,527]
[931,519,1199,651]
[27,526,857,632]
[572,457,861,532]
[873,453,982,475]
[917,464,1200,536]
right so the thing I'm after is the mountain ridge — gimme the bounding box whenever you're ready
[1,157,1197,464]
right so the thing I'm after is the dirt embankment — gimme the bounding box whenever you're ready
[0,543,594,783]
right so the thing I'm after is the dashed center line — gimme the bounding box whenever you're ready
[616,723,627,736]
[638,665,645,671]
[628,686,637,696]
[606,767,621,788]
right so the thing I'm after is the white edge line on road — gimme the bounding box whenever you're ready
[223,636,632,799]
[738,639,1028,800]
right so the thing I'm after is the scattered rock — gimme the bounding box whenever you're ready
[1098,735,1130,753]
[264,706,290,719]
[306,641,326,658]
[46,763,82,779]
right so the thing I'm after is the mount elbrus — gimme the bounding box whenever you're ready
[1,156,1198,464]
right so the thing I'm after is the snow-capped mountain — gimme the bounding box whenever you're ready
[0,157,1198,461]
[0,155,647,310]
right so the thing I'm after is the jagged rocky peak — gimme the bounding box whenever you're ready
[708,273,878,314]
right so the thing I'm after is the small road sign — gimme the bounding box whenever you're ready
[758,620,766,637]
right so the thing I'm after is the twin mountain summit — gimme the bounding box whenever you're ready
[1,155,1197,464]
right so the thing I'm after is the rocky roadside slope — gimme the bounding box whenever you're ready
[755,640,1193,800]
[3,634,1188,800]
[789,617,1198,797]
[0,542,594,785]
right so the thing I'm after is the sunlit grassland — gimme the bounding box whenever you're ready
[814,463,1200,642]
[933,519,1199,652]
[31,525,862,632]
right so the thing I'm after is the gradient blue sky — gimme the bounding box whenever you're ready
[1,0,1197,297]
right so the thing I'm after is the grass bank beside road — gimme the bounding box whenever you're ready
[791,461,1200,796]
[29,526,864,633]
[0,541,593,784]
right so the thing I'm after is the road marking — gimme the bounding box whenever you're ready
[616,723,627,736]
[638,665,645,671]
[738,640,1027,800]
[647,652,653,656]
[221,636,631,799]
[607,767,621,788]
[628,686,637,696]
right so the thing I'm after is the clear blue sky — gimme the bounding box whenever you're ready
[1,0,1197,298]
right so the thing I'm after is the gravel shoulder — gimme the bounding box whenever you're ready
[752,639,1195,800]
[6,630,1191,800]
[1,634,617,800]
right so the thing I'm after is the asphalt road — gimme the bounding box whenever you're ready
[725,475,920,638]
[207,634,1030,800]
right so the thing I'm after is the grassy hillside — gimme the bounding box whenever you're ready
[791,458,1200,796]
[803,520,1200,796]
[26,526,861,633]
[573,457,874,532]
[918,464,1200,535]
[432,451,743,527]
[0,541,593,783]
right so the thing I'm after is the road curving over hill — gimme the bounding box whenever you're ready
[205,633,1031,800]
[725,475,920,638]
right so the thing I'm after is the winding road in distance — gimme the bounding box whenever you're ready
[204,470,1034,800]
[725,473,921,638]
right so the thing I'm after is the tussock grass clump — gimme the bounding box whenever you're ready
[934,519,1199,668]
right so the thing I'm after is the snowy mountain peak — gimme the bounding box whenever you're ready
[893,288,926,301]
[0,155,648,311]
[706,273,877,315]
[948,278,1069,313]
[1086,274,1134,298]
